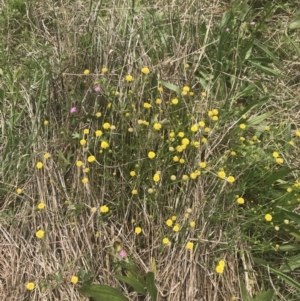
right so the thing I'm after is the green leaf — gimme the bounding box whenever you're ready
[289,12,300,29]
[247,111,274,126]
[253,289,274,301]
[247,57,273,64]
[239,96,270,117]
[146,272,158,301]
[254,258,300,292]
[277,206,300,225]
[285,30,300,56]
[277,244,300,251]
[280,253,300,272]
[235,83,257,100]
[265,168,294,185]
[0,88,4,101]
[78,284,129,301]
[253,40,279,63]
[282,224,300,240]
[114,275,146,295]
[240,282,253,301]
[250,62,281,76]
[159,80,180,94]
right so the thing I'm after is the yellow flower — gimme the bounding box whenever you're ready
[204,127,210,133]
[83,129,89,135]
[95,130,103,137]
[212,116,218,121]
[190,221,196,228]
[237,197,244,204]
[201,91,207,97]
[100,141,109,149]
[101,67,108,73]
[38,202,46,210]
[169,131,175,138]
[182,175,189,181]
[82,177,89,184]
[163,237,170,245]
[26,282,35,290]
[84,167,90,173]
[178,132,185,138]
[125,74,134,82]
[95,112,102,118]
[218,260,225,267]
[176,145,185,152]
[199,162,206,168]
[173,156,179,162]
[36,230,45,239]
[44,153,51,159]
[156,98,162,104]
[186,241,194,250]
[76,160,83,167]
[166,219,173,226]
[88,155,96,163]
[171,215,177,221]
[272,151,279,158]
[91,207,97,213]
[148,151,156,159]
[201,137,207,143]
[181,138,190,145]
[153,123,162,130]
[135,227,142,234]
[198,121,205,127]
[182,86,190,92]
[144,102,152,109]
[36,162,43,169]
[276,158,283,164]
[190,124,198,132]
[153,173,160,182]
[227,176,235,183]
[265,214,272,222]
[212,109,219,115]
[103,122,111,129]
[100,205,109,213]
[43,120,49,126]
[80,139,87,146]
[190,172,197,179]
[239,124,246,130]
[130,171,136,177]
[171,98,179,105]
[83,69,90,75]
[141,67,150,74]
[158,86,163,92]
[215,265,224,274]
[170,175,176,181]
[16,188,23,195]
[179,158,185,164]
[218,171,226,179]
[71,276,79,284]
[231,151,236,156]
[296,130,300,137]
[173,224,180,232]
[265,126,270,131]
[192,141,200,147]
[132,189,138,195]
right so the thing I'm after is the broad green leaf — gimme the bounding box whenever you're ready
[250,62,281,76]
[277,244,300,251]
[277,206,300,225]
[253,289,274,301]
[239,96,270,117]
[0,88,4,101]
[289,13,300,29]
[254,258,300,292]
[282,224,300,240]
[240,282,253,301]
[114,275,146,295]
[253,40,279,63]
[280,253,300,272]
[78,284,129,301]
[265,168,293,185]
[247,111,274,126]
[235,83,257,100]
[285,30,300,56]
[146,272,158,301]
[159,80,180,94]
[247,57,273,64]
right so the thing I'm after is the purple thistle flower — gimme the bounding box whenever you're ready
[120,250,127,258]
[250,21,256,25]
[70,106,77,114]
[94,86,101,92]
[225,28,230,32]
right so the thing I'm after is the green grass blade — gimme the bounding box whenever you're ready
[114,274,147,295]
[146,272,158,301]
